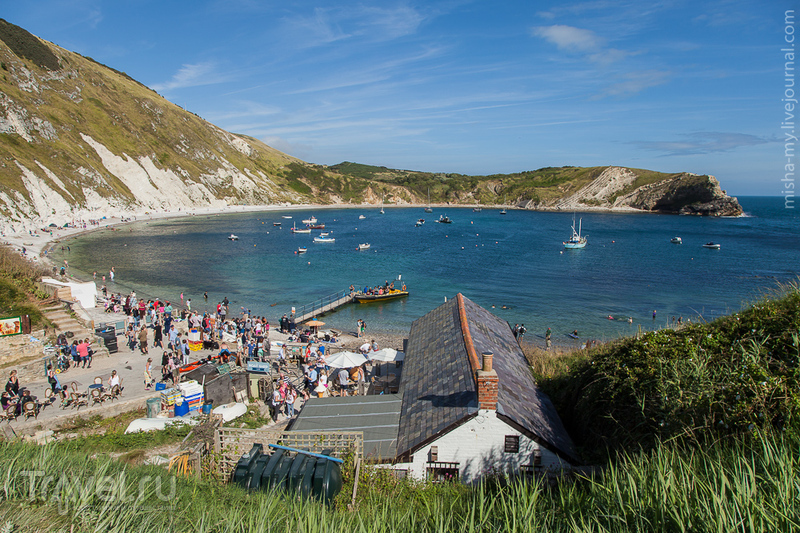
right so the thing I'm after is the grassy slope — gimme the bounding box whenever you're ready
[535,284,800,461]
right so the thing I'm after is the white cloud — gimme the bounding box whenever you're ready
[150,62,230,92]
[632,131,771,156]
[532,24,602,52]
[600,70,669,97]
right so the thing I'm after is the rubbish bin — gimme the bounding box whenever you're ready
[202,400,213,415]
[174,398,190,417]
[95,325,118,354]
[146,397,162,418]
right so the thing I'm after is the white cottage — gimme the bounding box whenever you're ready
[392,294,578,483]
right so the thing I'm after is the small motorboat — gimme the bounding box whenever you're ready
[282,215,292,219]
[291,223,311,234]
[358,243,371,250]
[296,247,307,254]
[703,242,721,249]
[437,215,452,224]
[415,219,425,226]
[273,222,282,226]
[228,234,239,241]
[302,216,318,225]
[359,215,366,220]
[473,207,482,212]
[319,232,329,237]
[314,236,335,243]
[308,224,325,230]
[671,237,682,244]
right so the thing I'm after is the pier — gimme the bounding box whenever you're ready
[292,288,354,323]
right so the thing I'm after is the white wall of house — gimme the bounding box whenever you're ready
[393,410,571,484]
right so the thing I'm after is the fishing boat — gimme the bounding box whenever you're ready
[671,237,682,244]
[291,223,311,234]
[302,216,317,225]
[703,242,721,249]
[424,188,433,213]
[313,236,335,243]
[228,234,239,241]
[358,243,371,250]
[437,214,452,224]
[563,215,587,249]
[354,288,408,303]
[359,215,366,220]
[415,219,425,226]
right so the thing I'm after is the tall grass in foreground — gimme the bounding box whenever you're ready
[0,434,797,532]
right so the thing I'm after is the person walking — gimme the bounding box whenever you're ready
[138,325,149,355]
[144,358,154,390]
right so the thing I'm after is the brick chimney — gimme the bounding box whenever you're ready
[476,351,498,410]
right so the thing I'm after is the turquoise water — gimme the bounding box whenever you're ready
[55,197,799,342]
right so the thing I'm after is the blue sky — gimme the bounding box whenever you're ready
[4,1,793,195]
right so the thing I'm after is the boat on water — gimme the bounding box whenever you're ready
[296,247,307,254]
[563,215,587,249]
[473,207,482,212]
[359,215,366,220]
[415,219,425,226]
[499,208,507,215]
[282,215,292,219]
[302,216,317,225]
[437,214,452,224]
[424,188,433,212]
[291,223,311,234]
[273,222,282,226]
[354,288,408,303]
[314,236,335,243]
[319,232,329,237]
[703,242,721,249]
[358,243,371,250]
[308,224,325,230]
[671,237,682,244]
[228,234,239,241]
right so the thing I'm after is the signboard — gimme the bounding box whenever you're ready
[0,316,22,337]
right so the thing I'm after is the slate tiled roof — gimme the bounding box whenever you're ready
[396,297,478,457]
[460,295,579,463]
[396,294,579,464]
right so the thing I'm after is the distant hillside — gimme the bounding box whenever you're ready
[0,19,741,235]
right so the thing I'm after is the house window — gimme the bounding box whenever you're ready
[426,462,460,482]
[504,435,520,453]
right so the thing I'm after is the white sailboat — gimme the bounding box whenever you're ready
[563,215,587,249]
[424,188,433,213]
[380,193,385,214]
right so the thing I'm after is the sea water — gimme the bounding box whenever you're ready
[54,197,799,343]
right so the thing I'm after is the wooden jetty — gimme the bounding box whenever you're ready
[293,289,355,323]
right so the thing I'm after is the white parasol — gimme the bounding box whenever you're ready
[370,348,405,362]
[326,351,368,369]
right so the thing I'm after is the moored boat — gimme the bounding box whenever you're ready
[703,242,721,249]
[302,216,317,225]
[358,243,371,250]
[228,234,239,241]
[563,215,587,249]
[415,219,425,226]
[308,224,325,230]
[296,247,307,254]
[437,214,452,224]
[314,236,335,243]
[671,237,682,244]
[359,215,366,220]
[282,215,292,219]
[273,222,282,226]
[353,289,408,303]
[291,223,311,234]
